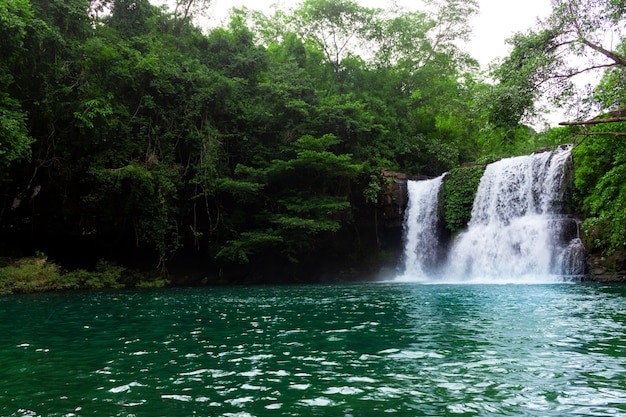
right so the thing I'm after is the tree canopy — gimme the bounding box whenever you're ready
[489,0,626,126]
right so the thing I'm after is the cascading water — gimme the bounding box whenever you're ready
[446,145,580,282]
[397,174,446,282]
[398,145,586,283]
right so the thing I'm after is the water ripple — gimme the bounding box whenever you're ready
[1,284,626,416]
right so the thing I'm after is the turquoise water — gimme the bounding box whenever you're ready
[2,283,626,416]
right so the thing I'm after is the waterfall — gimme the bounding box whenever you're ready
[397,174,446,282]
[398,145,585,283]
[557,217,586,278]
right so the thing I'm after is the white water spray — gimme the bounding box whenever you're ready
[398,175,445,281]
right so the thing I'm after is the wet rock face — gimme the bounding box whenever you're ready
[380,170,408,228]
[586,253,626,283]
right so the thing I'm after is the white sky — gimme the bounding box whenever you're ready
[200,0,554,69]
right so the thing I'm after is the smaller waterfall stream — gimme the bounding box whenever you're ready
[399,145,585,283]
[398,175,446,281]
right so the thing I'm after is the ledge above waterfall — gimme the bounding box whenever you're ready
[380,169,436,228]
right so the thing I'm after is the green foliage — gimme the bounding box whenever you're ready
[443,165,485,234]
[0,257,169,294]
[62,260,125,290]
[593,51,626,109]
[0,257,61,294]
[0,0,35,173]
[363,174,382,204]
[572,133,623,202]
[73,94,114,129]
[216,231,283,263]
[291,0,378,74]
[535,127,580,149]
[218,175,265,194]
[217,134,360,264]
[0,100,33,171]
[579,52,626,261]
[109,0,159,38]
[489,29,562,129]
[0,0,33,51]
[489,0,626,127]
[87,162,181,267]
[573,123,626,256]
[580,163,626,255]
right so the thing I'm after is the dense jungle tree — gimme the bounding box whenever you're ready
[490,0,625,126]
[0,0,34,174]
[215,134,361,268]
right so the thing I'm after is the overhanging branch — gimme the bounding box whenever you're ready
[559,116,626,126]
[553,63,619,79]
[580,38,626,67]
[580,131,626,136]
[560,107,626,126]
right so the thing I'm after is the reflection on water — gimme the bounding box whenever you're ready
[1,283,626,416]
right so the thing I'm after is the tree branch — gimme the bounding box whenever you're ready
[579,38,626,67]
[568,2,626,67]
[579,131,626,136]
[559,116,626,126]
[552,63,620,79]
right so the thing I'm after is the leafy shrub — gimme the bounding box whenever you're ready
[580,163,626,255]
[0,257,61,294]
[0,257,169,294]
[573,124,626,255]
